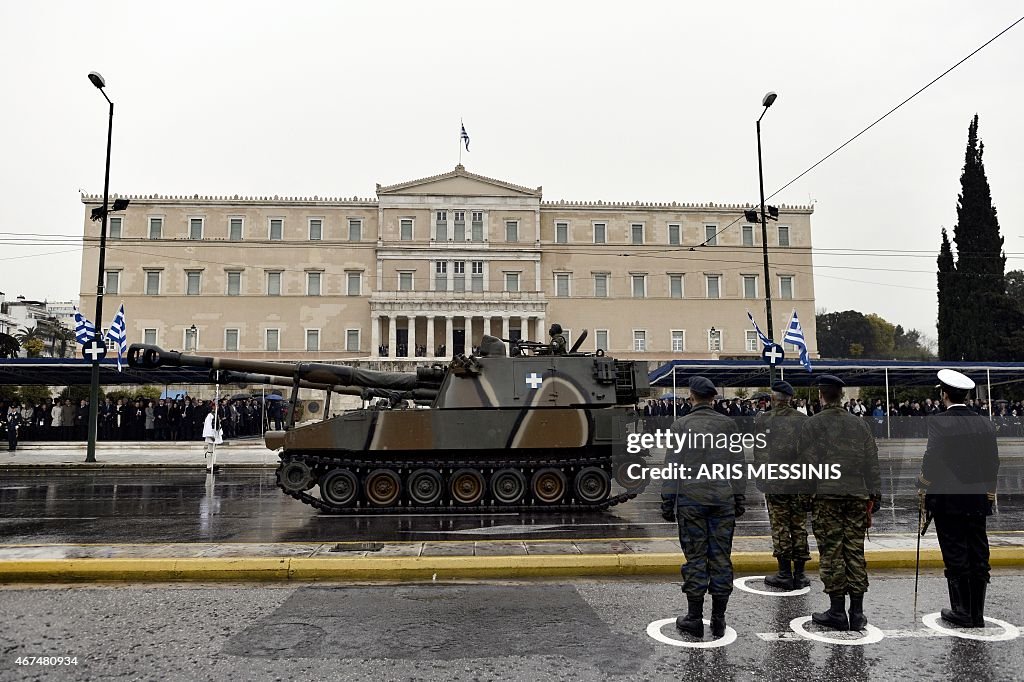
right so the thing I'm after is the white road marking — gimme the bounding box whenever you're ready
[921,613,1021,641]
[734,576,810,597]
[646,617,737,649]
[789,616,885,645]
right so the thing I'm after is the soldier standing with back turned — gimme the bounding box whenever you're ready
[798,375,881,630]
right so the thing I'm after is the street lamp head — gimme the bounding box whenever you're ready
[111,198,130,212]
[88,72,106,89]
[762,91,777,108]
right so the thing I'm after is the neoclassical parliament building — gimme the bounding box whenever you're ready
[79,165,817,364]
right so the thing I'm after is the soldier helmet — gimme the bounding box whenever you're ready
[688,375,718,398]
[549,323,563,335]
[771,380,795,396]
[815,374,845,387]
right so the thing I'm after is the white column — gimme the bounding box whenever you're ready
[426,315,435,359]
[371,314,380,358]
[502,316,510,340]
[445,314,454,358]
[537,315,546,343]
[484,316,492,338]
[407,314,417,359]
[387,315,396,357]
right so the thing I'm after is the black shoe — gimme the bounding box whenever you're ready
[710,594,729,638]
[764,558,793,589]
[676,595,704,638]
[792,560,811,589]
[812,593,849,631]
[848,593,868,630]
[940,577,973,628]
[969,577,988,628]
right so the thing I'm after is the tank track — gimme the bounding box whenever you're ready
[275,451,645,514]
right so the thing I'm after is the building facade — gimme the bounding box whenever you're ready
[79,166,817,364]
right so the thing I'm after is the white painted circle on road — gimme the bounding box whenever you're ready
[789,616,884,645]
[922,613,1021,642]
[734,576,810,597]
[646,617,738,649]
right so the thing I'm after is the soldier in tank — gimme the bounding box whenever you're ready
[548,323,568,355]
[798,374,881,631]
[755,380,811,590]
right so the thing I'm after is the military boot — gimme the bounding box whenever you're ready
[847,593,868,630]
[710,595,729,638]
[969,577,988,628]
[940,577,973,628]
[792,560,811,589]
[812,593,849,630]
[675,596,704,638]
[764,558,793,589]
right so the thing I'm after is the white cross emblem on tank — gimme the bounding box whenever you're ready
[525,372,543,389]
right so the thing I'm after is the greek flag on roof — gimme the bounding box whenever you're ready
[73,308,95,346]
[746,310,772,347]
[460,122,470,151]
[783,310,813,373]
[105,304,128,371]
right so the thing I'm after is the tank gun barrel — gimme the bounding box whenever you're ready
[214,370,438,401]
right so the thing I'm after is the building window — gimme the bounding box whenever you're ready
[555,222,568,244]
[633,330,647,352]
[225,329,239,351]
[104,270,120,295]
[706,275,721,299]
[398,271,413,291]
[779,276,794,300]
[434,261,448,291]
[669,274,683,299]
[269,219,283,241]
[704,224,718,246]
[708,329,722,351]
[668,224,681,245]
[671,330,685,352]
[471,212,483,241]
[348,219,362,241]
[186,271,202,296]
[555,273,570,297]
[594,223,606,244]
[346,329,360,352]
[594,274,608,298]
[471,261,484,292]
[308,218,323,241]
[778,225,790,247]
[185,327,198,351]
[504,220,518,243]
[742,225,754,246]
[631,274,646,298]
[453,211,466,241]
[148,217,163,239]
[504,272,520,293]
[189,217,204,240]
[306,329,320,352]
[631,223,644,245]
[453,261,466,292]
[347,272,362,296]
[229,217,243,241]
[746,330,759,352]
[145,270,161,296]
[400,218,414,241]
[307,272,322,296]
[143,328,157,345]
[226,271,241,296]
[743,275,758,299]
[108,216,122,239]
[435,211,448,241]
[267,271,282,296]
[595,329,609,351]
[265,329,280,352]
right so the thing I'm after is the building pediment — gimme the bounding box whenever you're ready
[377,165,542,198]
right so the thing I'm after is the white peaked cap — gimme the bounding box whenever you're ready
[937,369,976,391]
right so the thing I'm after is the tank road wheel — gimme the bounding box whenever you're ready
[277,460,316,493]
[320,469,359,507]
[407,469,444,505]
[364,469,402,507]
[531,467,567,505]
[491,468,527,505]
[449,468,486,505]
[613,456,647,491]
[573,466,611,504]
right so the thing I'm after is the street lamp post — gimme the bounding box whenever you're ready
[756,91,777,385]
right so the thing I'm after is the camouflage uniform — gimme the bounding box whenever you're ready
[755,404,811,561]
[665,405,745,596]
[799,405,881,595]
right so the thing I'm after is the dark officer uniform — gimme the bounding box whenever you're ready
[918,369,999,628]
[799,374,881,631]
[665,376,745,639]
[754,380,810,589]
[5,408,21,452]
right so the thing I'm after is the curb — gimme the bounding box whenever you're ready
[2,548,1022,583]
[0,464,274,470]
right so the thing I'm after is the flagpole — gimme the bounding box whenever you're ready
[459,119,463,166]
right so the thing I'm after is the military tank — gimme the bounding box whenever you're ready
[126,328,650,514]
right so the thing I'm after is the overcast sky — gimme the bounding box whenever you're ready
[1,1,1021,340]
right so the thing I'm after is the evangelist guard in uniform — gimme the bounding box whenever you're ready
[798,375,881,631]
[918,369,999,628]
[664,376,745,639]
[754,380,810,589]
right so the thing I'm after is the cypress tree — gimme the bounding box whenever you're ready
[937,228,960,360]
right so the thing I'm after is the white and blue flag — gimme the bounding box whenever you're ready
[746,310,772,347]
[105,304,128,371]
[783,310,813,373]
[460,122,470,152]
[73,308,95,346]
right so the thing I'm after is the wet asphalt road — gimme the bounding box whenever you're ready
[2,571,1022,681]
[1,457,1023,544]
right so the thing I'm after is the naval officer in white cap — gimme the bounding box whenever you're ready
[918,369,1000,628]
